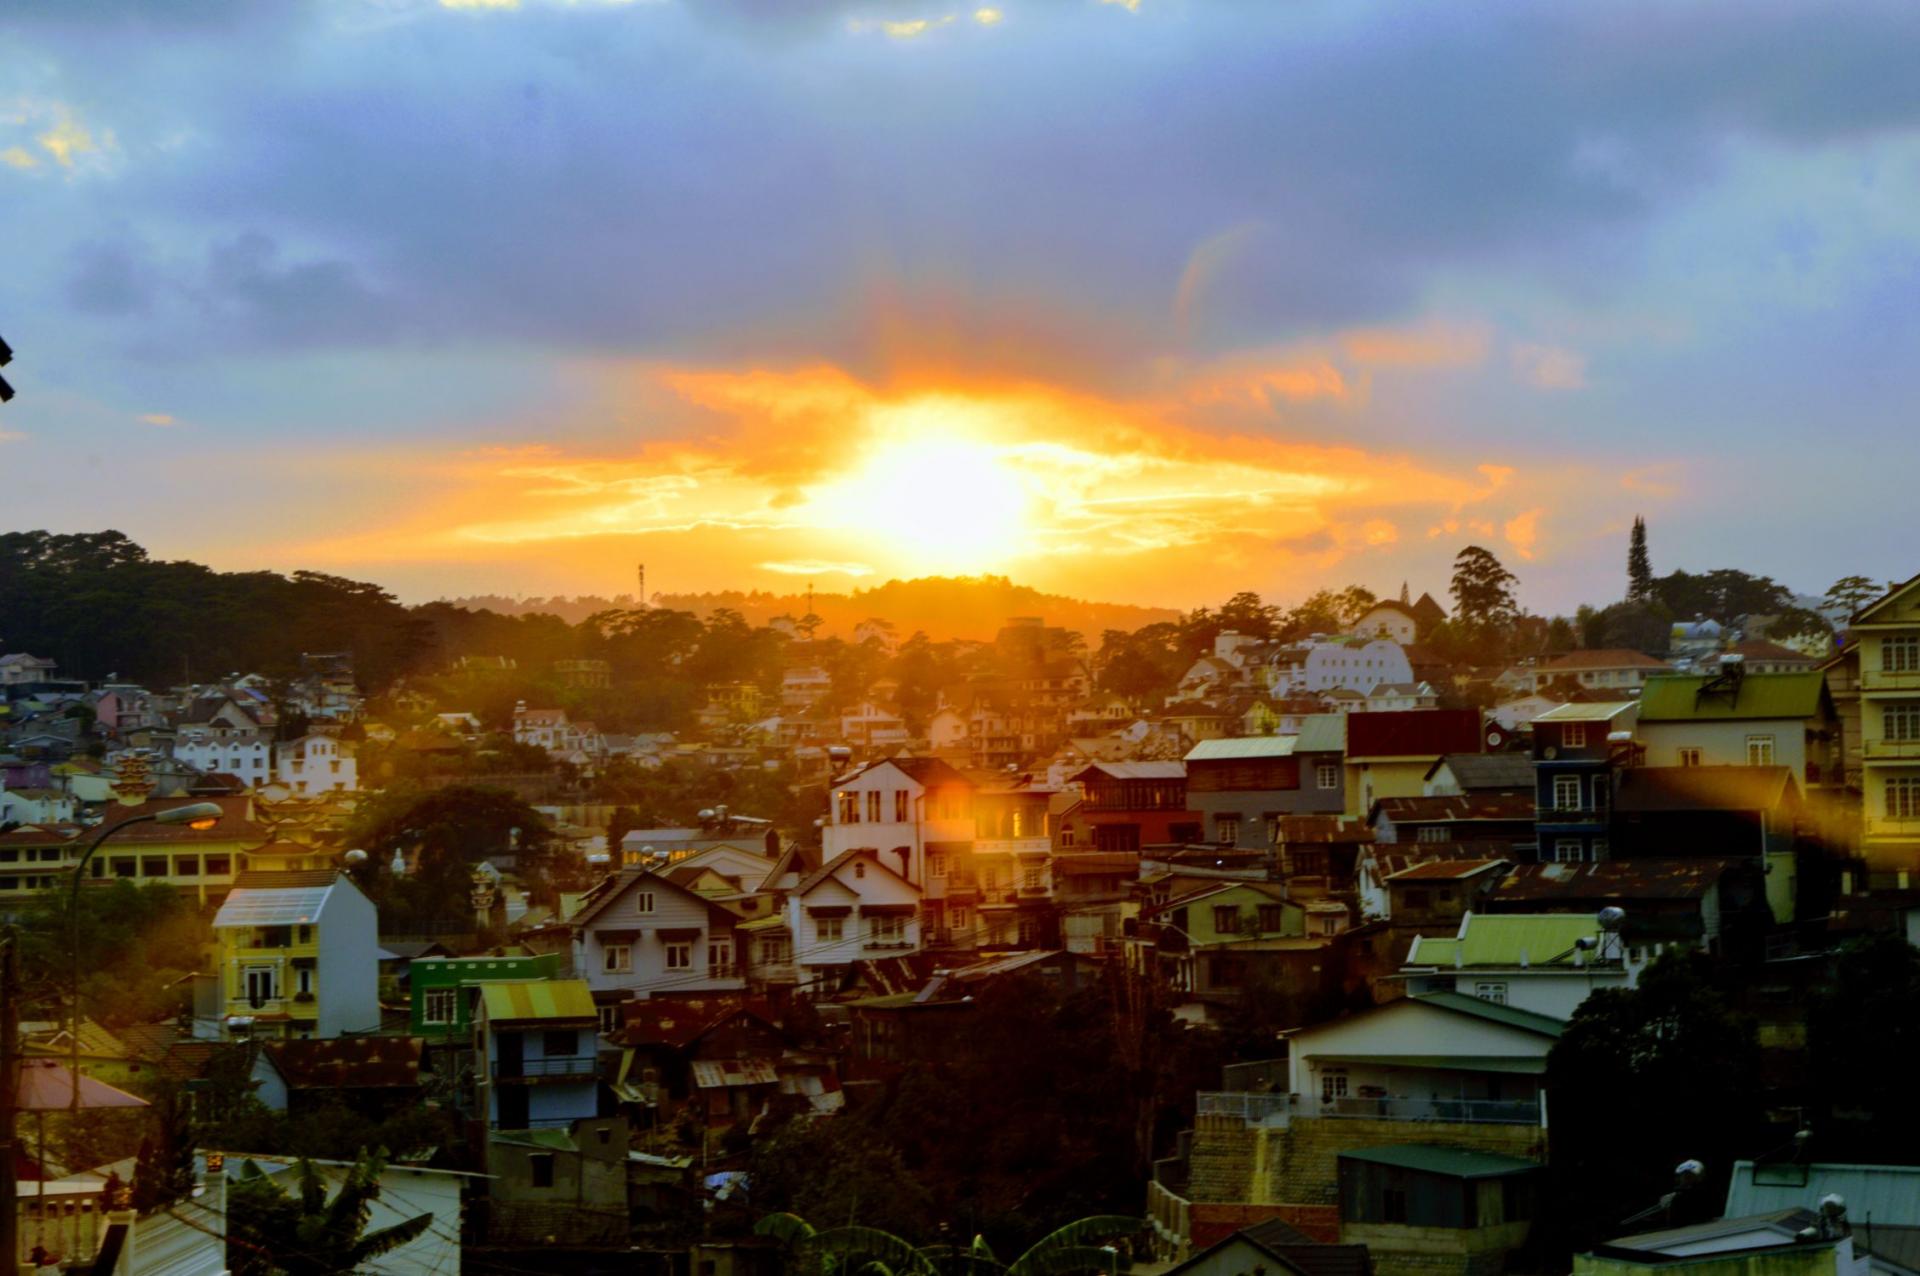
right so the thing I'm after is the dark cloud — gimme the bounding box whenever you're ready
[199,233,391,346]
[66,237,156,316]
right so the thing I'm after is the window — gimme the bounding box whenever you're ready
[1020,864,1043,890]
[1746,735,1776,766]
[862,791,880,822]
[543,1029,577,1057]
[634,890,655,915]
[1886,702,1920,741]
[1381,1188,1408,1224]
[1885,636,1920,673]
[708,940,732,972]
[664,942,692,969]
[837,791,860,824]
[1257,904,1286,932]
[175,855,200,877]
[1212,905,1241,934]
[1592,838,1610,860]
[1553,776,1583,811]
[1316,763,1339,790]
[854,861,867,878]
[296,925,311,945]
[816,917,844,942]
[243,967,277,1006]
[760,937,792,964]
[206,855,230,876]
[950,907,970,930]
[1475,981,1509,1005]
[1562,724,1588,749]
[1415,826,1450,843]
[423,988,457,1025]
[597,1005,621,1034]
[1216,816,1240,845]
[1554,838,1590,862]
[1320,1070,1348,1102]
[928,850,948,878]
[894,790,909,822]
[1888,776,1920,819]
[528,1154,555,1189]
[1677,747,1702,767]
[603,943,632,973]
[869,915,907,944]
[296,966,313,996]
[1592,775,1610,813]
[141,856,168,878]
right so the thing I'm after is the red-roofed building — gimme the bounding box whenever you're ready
[1530,648,1673,694]
[1344,710,1485,817]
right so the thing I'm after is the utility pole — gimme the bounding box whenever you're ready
[0,929,21,1268]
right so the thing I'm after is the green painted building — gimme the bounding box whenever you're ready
[409,952,563,1039]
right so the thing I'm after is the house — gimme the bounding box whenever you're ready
[1344,710,1486,818]
[472,978,601,1131]
[1838,572,1920,885]
[1369,794,1535,851]
[779,848,923,990]
[1060,761,1202,852]
[839,700,909,751]
[1483,859,1772,958]
[1423,753,1534,798]
[1724,640,1822,675]
[1723,1159,1920,1227]
[271,733,357,795]
[410,951,564,1041]
[1158,1215,1372,1276]
[1148,881,1310,997]
[1613,766,1807,923]
[1185,736,1305,853]
[252,1036,422,1116]
[973,778,1056,948]
[1577,1203,1872,1276]
[0,653,58,686]
[1532,702,1638,864]
[1052,851,1140,955]
[616,996,787,1125]
[1634,666,1840,789]
[1353,602,1420,645]
[823,755,975,901]
[1339,1145,1541,1276]
[1402,911,1640,1019]
[208,870,379,1040]
[1531,649,1673,695]
[1360,683,1439,714]
[1381,860,1508,960]
[1274,638,1415,700]
[567,868,747,1016]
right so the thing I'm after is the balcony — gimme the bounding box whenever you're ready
[1196,1091,1295,1127]
[863,940,915,953]
[1863,739,1920,762]
[1863,814,1920,839]
[492,1056,598,1082]
[1864,667,1920,692]
[1316,1095,1541,1125]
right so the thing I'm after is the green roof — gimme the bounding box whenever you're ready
[1637,670,1827,723]
[1410,991,1567,1038]
[477,979,597,1024]
[1407,913,1599,970]
[1339,1144,1540,1179]
[1296,715,1346,753]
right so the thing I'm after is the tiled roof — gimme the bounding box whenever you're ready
[1373,793,1535,823]
[1384,859,1507,882]
[1490,859,1742,903]
[1272,815,1373,845]
[1726,641,1819,665]
[1427,752,1535,791]
[620,996,778,1049]
[264,1037,422,1089]
[1071,760,1187,781]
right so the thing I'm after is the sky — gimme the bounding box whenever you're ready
[4,0,1920,614]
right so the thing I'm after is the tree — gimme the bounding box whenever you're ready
[1650,569,1792,626]
[1822,575,1881,621]
[227,1151,432,1276]
[1806,932,1920,1160]
[1627,516,1653,603]
[1544,952,1763,1252]
[753,1211,1142,1276]
[1333,585,1378,626]
[347,784,559,927]
[1448,547,1520,659]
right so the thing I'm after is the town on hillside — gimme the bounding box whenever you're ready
[1,532,1916,1276]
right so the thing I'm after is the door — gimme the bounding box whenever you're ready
[498,1085,530,1129]
[496,1030,523,1080]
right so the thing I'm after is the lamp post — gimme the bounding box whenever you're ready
[67,803,222,1129]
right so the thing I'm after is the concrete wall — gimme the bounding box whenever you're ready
[1344,1219,1532,1276]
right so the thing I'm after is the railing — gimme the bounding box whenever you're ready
[1146,1179,1192,1254]
[1863,739,1920,760]
[1317,1095,1541,1125]
[863,940,914,952]
[1863,814,1920,837]
[1862,669,1920,692]
[493,1056,598,1081]
[1196,1091,1295,1126]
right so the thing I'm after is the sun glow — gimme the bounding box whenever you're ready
[812,431,1033,572]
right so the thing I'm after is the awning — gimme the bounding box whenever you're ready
[597,928,640,942]
[805,905,852,919]
[859,904,915,917]
[656,927,702,942]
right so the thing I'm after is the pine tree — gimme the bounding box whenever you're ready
[1627,516,1653,603]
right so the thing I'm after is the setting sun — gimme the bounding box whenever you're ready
[813,432,1033,573]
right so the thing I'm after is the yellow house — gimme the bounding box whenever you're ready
[209,869,381,1040]
[1848,572,1920,886]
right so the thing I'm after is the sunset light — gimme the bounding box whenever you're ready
[815,432,1033,572]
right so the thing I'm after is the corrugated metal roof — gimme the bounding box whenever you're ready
[1407,913,1600,969]
[1385,859,1507,882]
[477,979,597,1024]
[1338,1144,1539,1178]
[1073,760,1187,781]
[1295,715,1347,753]
[1185,736,1298,761]
[690,1060,778,1088]
[1637,671,1828,722]
[1725,1162,1920,1227]
[1533,701,1638,722]
[212,884,333,928]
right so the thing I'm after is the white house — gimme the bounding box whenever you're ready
[1352,601,1420,645]
[822,756,975,897]
[1402,911,1644,1020]
[839,700,909,750]
[1531,648,1673,694]
[783,848,922,981]
[567,869,746,1017]
[1271,637,1413,697]
[274,734,358,794]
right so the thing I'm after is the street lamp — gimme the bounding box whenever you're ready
[68,803,222,1125]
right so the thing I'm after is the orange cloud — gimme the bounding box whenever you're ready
[1504,507,1545,559]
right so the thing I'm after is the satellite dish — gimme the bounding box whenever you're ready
[697,808,717,822]
[1675,1159,1705,1187]
[1820,1194,1846,1219]
[343,848,368,866]
[1543,746,1559,760]
[1598,906,1626,932]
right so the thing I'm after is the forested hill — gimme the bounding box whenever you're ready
[0,532,1176,690]
[447,576,1176,642]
